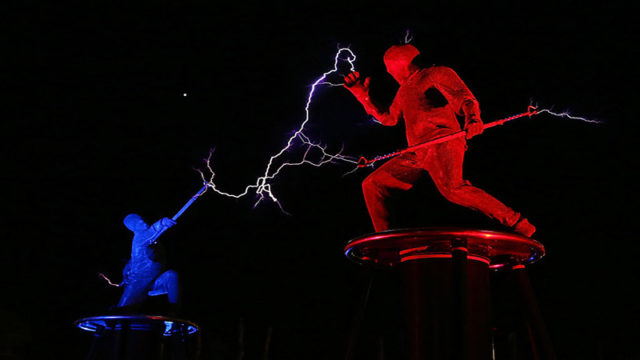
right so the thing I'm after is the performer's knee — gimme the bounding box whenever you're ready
[362,176,380,197]
[165,269,178,279]
[439,184,466,204]
[162,270,179,284]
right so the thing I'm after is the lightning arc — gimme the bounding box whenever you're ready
[536,108,601,124]
[197,48,360,211]
[98,273,120,287]
[196,47,601,211]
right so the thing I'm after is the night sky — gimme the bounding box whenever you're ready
[4,1,637,359]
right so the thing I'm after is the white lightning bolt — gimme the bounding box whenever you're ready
[98,273,121,287]
[403,29,414,44]
[196,54,602,212]
[536,108,601,124]
[198,48,360,212]
[530,99,601,124]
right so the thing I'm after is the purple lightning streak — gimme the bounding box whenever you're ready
[98,273,120,287]
[536,108,601,124]
[403,29,414,44]
[530,99,601,124]
[195,54,600,212]
[198,48,360,212]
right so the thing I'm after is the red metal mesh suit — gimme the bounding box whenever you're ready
[345,45,535,236]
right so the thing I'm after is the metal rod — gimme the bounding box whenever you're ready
[172,184,208,221]
[358,106,538,167]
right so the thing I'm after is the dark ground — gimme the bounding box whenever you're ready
[3,1,638,359]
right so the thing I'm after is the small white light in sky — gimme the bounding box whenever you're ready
[183,93,187,97]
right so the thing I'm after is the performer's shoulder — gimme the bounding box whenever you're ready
[417,65,454,78]
[429,65,457,74]
[413,67,436,79]
[425,66,464,84]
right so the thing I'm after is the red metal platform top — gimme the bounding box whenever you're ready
[344,228,545,269]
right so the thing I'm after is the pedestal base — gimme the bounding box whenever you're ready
[344,228,550,360]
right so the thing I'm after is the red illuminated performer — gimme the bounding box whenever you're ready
[344,44,535,237]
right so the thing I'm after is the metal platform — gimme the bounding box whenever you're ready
[345,228,545,269]
[75,315,199,336]
[75,315,201,360]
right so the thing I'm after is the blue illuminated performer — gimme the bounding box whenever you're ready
[117,214,179,309]
[96,185,207,312]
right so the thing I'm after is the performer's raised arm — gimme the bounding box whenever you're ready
[343,71,402,126]
[150,217,176,234]
[147,217,176,245]
[123,214,176,246]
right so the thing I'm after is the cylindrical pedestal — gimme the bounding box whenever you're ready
[401,253,491,360]
[75,315,200,360]
[345,228,547,360]
[513,265,556,359]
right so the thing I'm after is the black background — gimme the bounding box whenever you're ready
[3,1,637,359]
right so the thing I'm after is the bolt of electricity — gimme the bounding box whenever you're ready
[98,273,120,287]
[529,99,601,124]
[536,108,601,124]
[196,48,601,209]
[198,48,360,211]
[403,29,414,44]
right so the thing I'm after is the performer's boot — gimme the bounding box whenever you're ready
[513,217,536,237]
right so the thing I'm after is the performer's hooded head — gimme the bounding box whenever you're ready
[384,44,420,84]
[124,213,149,232]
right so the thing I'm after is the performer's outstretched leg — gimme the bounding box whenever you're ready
[152,270,180,305]
[425,138,535,236]
[117,278,154,308]
[362,154,424,232]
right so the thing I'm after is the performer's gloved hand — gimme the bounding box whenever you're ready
[161,218,177,228]
[343,71,371,101]
[464,118,484,139]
